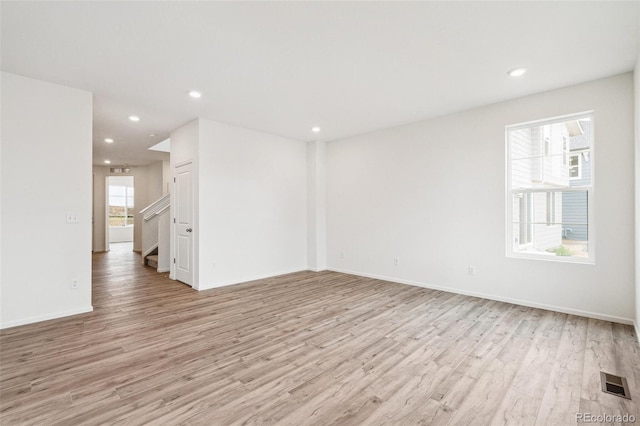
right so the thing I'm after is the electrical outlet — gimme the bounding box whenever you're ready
[70,279,79,289]
[66,213,79,224]
[468,266,476,276]
[394,258,400,266]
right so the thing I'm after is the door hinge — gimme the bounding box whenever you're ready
[174,177,176,182]
[173,218,176,223]
[173,258,176,264]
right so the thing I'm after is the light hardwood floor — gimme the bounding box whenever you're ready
[1,244,639,425]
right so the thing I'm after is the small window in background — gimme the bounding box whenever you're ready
[569,154,582,179]
[506,112,593,263]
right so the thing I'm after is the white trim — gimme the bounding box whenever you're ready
[157,267,170,273]
[507,251,594,264]
[155,204,170,216]
[0,306,94,330]
[634,321,640,343]
[506,110,595,132]
[512,187,590,194]
[196,268,309,291]
[173,159,194,168]
[327,267,633,325]
[142,243,158,258]
[141,193,171,220]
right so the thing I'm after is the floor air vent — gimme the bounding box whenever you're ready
[600,372,631,399]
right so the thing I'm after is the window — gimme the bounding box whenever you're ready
[109,183,135,226]
[569,154,581,179]
[506,112,593,262]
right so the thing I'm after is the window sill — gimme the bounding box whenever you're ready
[507,252,594,264]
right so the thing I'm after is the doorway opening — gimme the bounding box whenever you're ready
[107,175,135,250]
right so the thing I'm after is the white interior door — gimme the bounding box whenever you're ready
[175,162,194,286]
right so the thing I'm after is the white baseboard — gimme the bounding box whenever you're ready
[157,267,170,273]
[634,321,640,342]
[327,267,634,326]
[0,305,94,330]
[197,267,309,291]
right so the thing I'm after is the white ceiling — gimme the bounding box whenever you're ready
[2,2,639,166]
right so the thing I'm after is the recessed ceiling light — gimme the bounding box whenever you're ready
[508,67,527,77]
[104,138,114,143]
[188,90,202,99]
[311,126,321,133]
[129,115,140,122]
[104,160,111,164]
[149,134,157,137]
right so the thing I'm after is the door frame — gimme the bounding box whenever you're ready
[171,160,194,287]
[104,176,110,251]
[105,175,135,250]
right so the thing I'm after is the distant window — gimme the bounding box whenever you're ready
[109,185,135,226]
[569,154,582,179]
[506,112,594,263]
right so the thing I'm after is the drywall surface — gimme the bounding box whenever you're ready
[1,72,93,328]
[327,73,635,323]
[147,160,164,203]
[197,119,307,289]
[307,140,327,271]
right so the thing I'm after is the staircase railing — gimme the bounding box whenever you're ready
[140,194,171,271]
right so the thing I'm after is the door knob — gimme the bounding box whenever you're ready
[186,228,192,232]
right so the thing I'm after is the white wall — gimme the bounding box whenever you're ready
[1,72,93,328]
[196,119,307,289]
[327,73,635,324]
[147,161,164,203]
[307,140,327,271]
[109,226,134,243]
[634,54,640,334]
[162,159,171,195]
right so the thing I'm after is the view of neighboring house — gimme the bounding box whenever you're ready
[509,116,591,258]
[562,118,591,245]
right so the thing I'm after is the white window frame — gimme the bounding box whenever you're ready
[545,192,557,227]
[505,111,595,264]
[569,153,582,180]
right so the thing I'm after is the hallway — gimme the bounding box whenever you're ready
[92,241,185,310]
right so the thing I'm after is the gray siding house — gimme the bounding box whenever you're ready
[562,119,591,241]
